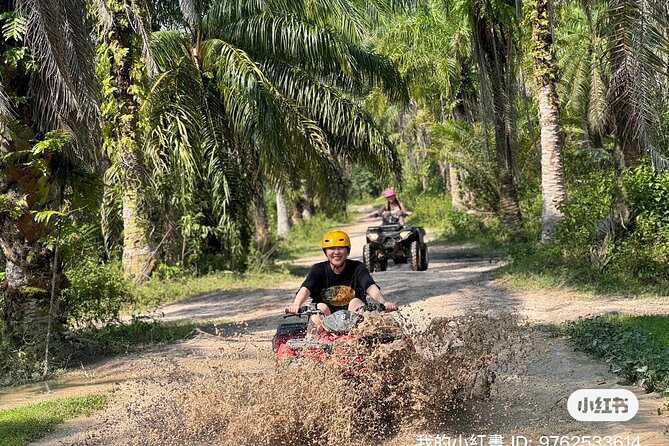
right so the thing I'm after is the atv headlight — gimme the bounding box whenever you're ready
[399,230,412,240]
[368,232,379,241]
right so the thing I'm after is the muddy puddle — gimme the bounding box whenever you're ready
[58,312,523,446]
[0,374,130,411]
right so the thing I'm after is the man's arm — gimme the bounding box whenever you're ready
[366,284,398,311]
[289,287,311,314]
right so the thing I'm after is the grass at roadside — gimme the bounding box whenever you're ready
[564,315,669,394]
[496,243,669,298]
[73,319,206,356]
[133,270,299,310]
[0,394,107,446]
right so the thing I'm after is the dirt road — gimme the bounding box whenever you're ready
[7,216,669,445]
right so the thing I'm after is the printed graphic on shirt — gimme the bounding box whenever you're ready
[320,285,356,307]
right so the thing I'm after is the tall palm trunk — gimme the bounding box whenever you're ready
[0,138,65,342]
[100,1,154,283]
[531,0,566,242]
[448,164,465,211]
[474,13,524,237]
[121,149,154,282]
[276,187,291,238]
[251,179,271,253]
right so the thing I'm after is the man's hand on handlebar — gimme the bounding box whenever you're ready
[287,304,302,314]
[382,302,398,311]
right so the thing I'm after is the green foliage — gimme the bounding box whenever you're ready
[0,394,107,446]
[500,165,669,294]
[439,212,506,246]
[565,315,669,393]
[616,315,669,348]
[0,11,37,73]
[0,327,45,386]
[133,270,297,310]
[63,261,131,326]
[346,166,383,203]
[553,171,615,263]
[0,12,27,42]
[275,213,353,260]
[403,193,452,228]
[73,317,197,356]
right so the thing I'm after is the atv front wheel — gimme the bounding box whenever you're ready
[410,240,421,271]
[419,243,428,271]
[363,243,374,272]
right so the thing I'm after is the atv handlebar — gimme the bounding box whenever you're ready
[284,300,393,318]
[283,305,323,318]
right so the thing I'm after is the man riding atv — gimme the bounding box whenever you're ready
[288,230,398,333]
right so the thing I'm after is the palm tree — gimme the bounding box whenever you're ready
[528,0,566,242]
[556,2,610,151]
[0,0,99,341]
[373,0,477,209]
[461,0,524,236]
[93,0,155,283]
[140,0,407,262]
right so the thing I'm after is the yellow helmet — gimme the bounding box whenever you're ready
[321,230,351,250]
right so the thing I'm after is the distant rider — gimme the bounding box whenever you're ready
[288,230,397,332]
[380,188,408,225]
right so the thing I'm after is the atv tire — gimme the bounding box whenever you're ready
[419,243,428,271]
[378,258,388,271]
[410,241,421,271]
[363,243,374,272]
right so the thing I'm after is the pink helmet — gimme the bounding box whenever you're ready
[383,187,396,198]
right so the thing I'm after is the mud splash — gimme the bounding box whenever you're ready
[76,313,524,446]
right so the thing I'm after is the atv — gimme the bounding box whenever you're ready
[362,215,428,272]
[272,303,408,376]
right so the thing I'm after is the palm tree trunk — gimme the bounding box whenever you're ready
[101,1,154,283]
[121,158,154,283]
[301,187,313,220]
[448,164,465,212]
[537,81,566,242]
[531,0,567,242]
[492,80,524,237]
[276,187,291,238]
[251,180,271,253]
[0,160,65,343]
[474,12,524,238]
[1,228,62,344]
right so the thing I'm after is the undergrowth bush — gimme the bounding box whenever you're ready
[63,260,132,327]
[504,164,669,294]
[0,324,45,386]
[565,315,669,394]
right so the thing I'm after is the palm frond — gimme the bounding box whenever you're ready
[91,0,114,33]
[17,0,100,161]
[129,0,158,75]
[218,14,355,76]
[202,0,269,29]
[258,57,400,179]
[204,38,330,156]
[607,0,666,166]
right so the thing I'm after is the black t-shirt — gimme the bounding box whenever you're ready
[300,260,377,308]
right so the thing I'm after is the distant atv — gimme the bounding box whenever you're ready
[363,215,428,272]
